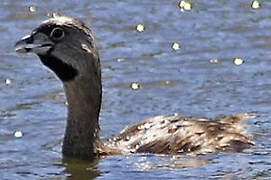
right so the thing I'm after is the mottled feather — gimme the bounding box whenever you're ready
[105,113,254,155]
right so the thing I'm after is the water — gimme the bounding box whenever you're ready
[1,0,271,179]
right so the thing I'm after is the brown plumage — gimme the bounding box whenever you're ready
[105,113,254,155]
[15,16,254,157]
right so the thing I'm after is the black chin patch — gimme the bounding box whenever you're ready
[38,54,78,82]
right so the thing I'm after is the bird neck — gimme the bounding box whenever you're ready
[62,73,102,157]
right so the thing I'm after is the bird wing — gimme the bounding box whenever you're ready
[106,113,255,155]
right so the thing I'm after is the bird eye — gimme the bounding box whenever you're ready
[50,27,64,41]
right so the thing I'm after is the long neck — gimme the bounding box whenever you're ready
[62,72,102,157]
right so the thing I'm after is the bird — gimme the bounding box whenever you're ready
[15,16,254,157]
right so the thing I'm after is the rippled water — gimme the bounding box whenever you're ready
[1,0,271,179]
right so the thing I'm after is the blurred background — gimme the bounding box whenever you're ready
[0,0,271,179]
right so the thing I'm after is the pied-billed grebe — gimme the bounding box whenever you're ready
[15,16,254,157]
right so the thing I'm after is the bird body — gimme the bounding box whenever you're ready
[15,16,254,157]
[104,113,253,156]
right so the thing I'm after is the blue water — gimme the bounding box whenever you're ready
[1,0,271,179]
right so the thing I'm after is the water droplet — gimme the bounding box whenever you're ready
[209,58,219,64]
[171,42,180,51]
[130,82,141,90]
[136,24,145,32]
[251,0,261,9]
[178,1,192,11]
[14,131,23,138]
[233,57,244,66]
[117,58,125,62]
[5,78,11,85]
[28,5,36,13]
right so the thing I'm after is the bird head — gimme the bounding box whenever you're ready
[15,16,100,82]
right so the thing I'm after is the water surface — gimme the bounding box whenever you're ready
[1,0,271,179]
